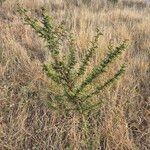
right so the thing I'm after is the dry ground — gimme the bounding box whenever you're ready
[0,0,150,149]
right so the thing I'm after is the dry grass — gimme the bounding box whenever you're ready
[0,0,150,149]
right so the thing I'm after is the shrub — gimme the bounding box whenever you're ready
[18,6,127,115]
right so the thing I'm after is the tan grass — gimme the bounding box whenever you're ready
[0,0,150,149]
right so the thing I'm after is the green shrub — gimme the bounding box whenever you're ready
[18,6,127,115]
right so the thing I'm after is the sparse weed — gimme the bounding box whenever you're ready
[18,6,127,115]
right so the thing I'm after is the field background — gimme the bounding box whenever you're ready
[0,0,150,149]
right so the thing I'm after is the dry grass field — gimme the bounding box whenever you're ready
[0,0,150,149]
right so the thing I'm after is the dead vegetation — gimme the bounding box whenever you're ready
[0,0,150,149]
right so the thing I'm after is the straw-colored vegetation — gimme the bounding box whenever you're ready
[0,0,149,149]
